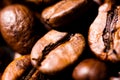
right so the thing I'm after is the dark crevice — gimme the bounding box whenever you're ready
[35,33,75,66]
[19,65,33,80]
[20,66,49,80]
[30,33,75,80]
[102,6,118,58]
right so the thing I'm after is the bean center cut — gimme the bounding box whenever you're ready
[102,7,118,55]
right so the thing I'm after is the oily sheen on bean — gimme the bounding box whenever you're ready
[31,29,85,75]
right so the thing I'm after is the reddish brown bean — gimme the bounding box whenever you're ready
[72,58,108,80]
[88,1,120,62]
[31,29,85,75]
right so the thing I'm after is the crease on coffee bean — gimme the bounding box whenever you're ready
[20,65,34,80]
[102,6,118,59]
[33,33,75,66]
[20,67,48,80]
[15,57,37,80]
[19,61,48,80]
[15,57,44,80]
[29,33,74,80]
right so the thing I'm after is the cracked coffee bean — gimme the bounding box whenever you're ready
[88,1,120,62]
[0,4,45,54]
[31,29,85,75]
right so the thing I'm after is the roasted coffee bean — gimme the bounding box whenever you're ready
[30,29,85,75]
[40,0,93,30]
[72,58,108,80]
[1,55,49,80]
[2,55,31,80]
[0,4,45,54]
[88,1,120,62]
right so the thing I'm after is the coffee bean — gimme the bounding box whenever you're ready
[0,4,44,54]
[88,1,120,62]
[72,58,108,80]
[31,29,85,75]
[40,0,93,30]
[1,55,50,80]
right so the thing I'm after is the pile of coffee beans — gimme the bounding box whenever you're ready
[0,0,120,80]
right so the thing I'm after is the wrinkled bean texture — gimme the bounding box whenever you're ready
[88,2,120,62]
[31,30,85,75]
[0,4,43,54]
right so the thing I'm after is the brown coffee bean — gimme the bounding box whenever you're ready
[72,58,108,80]
[0,4,44,54]
[1,55,50,80]
[30,29,85,75]
[40,0,92,30]
[88,1,120,62]
[2,55,31,80]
